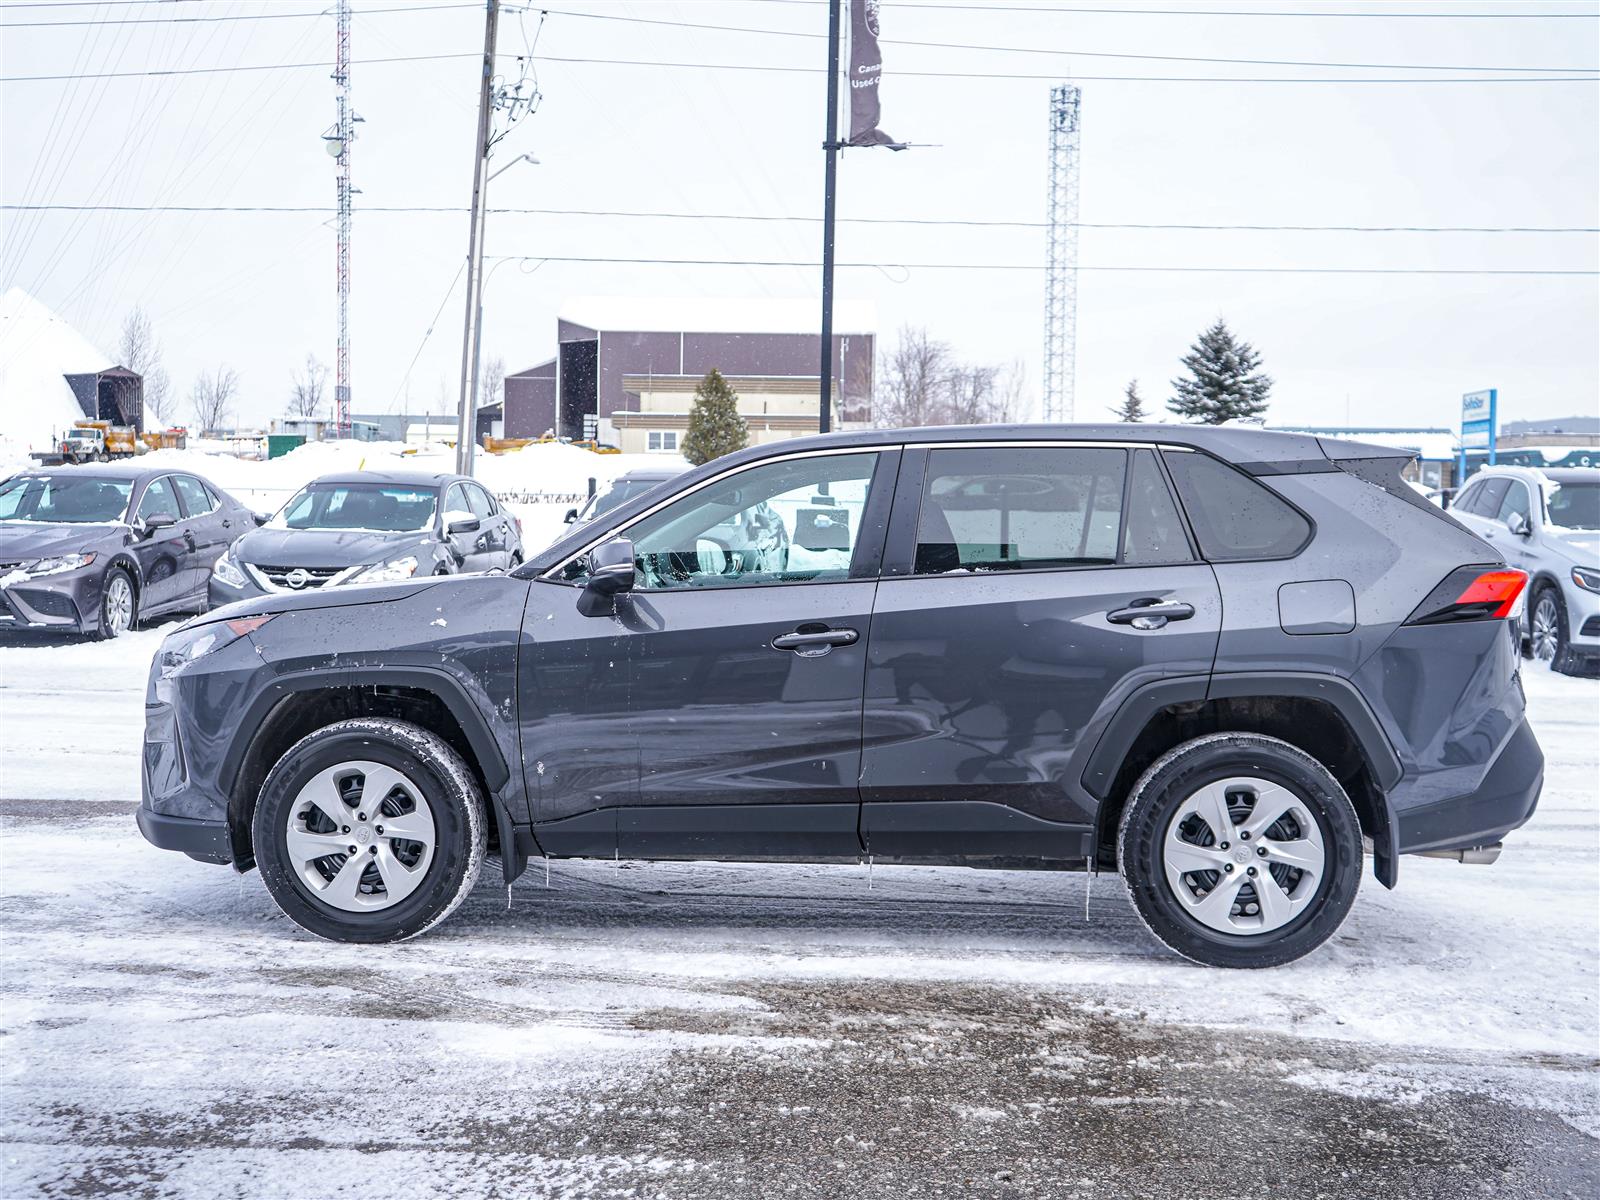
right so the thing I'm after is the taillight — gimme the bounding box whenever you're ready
[1405,566,1528,626]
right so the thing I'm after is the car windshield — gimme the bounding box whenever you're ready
[0,475,132,524]
[580,476,672,521]
[1546,480,1599,531]
[270,483,437,533]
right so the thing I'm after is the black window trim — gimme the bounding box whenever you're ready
[1159,445,1317,564]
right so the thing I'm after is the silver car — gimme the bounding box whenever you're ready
[1448,465,1599,674]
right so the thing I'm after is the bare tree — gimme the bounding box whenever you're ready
[190,366,240,433]
[872,326,1019,429]
[482,355,506,410]
[119,307,179,425]
[287,354,327,420]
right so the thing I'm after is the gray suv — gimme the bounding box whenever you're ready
[137,425,1543,967]
[1447,465,1599,674]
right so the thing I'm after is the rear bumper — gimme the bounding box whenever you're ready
[136,807,232,865]
[1396,717,1544,856]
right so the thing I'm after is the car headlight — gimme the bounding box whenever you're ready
[212,551,248,589]
[152,614,274,703]
[20,552,96,578]
[1573,567,1600,594]
[351,554,419,584]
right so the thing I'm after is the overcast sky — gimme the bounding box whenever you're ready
[2,0,1597,433]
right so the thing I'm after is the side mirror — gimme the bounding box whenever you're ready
[1507,511,1531,537]
[444,510,481,536]
[563,507,579,525]
[577,537,636,617]
[252,511,271,527]
[137,512,176,537]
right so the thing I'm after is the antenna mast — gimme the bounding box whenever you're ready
[1043,84,1081,423]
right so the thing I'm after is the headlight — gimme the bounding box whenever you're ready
[21,552,96,578]
[1573,567,1600,594]
[151,614,274,703]
[351,554,419,584]
[212,552,248,589]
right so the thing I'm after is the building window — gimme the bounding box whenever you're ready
[647,430,679,453]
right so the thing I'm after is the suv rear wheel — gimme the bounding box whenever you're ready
[1118,733,1362,968]
[253,718,487,943]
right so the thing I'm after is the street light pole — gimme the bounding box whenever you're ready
[454,0,501,476]
[818,0,842,436]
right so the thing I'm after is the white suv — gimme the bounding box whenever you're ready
[1449,465,1600,674]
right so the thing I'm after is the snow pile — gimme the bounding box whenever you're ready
[0,287,111,457]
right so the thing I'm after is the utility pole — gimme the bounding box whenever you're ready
[1042,84,1082,423]
[455,0,501,476]
[817,0,842,435]
[331,0,356,436]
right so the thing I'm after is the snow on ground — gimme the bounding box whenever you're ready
[0,636,1596,1197]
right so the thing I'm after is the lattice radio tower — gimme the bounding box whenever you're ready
[1042,84,1081,423]
[329,0,357,434]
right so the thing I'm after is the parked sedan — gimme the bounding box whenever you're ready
[0,464,255,638]
[1448,465,1599,674]
[209,470,522,606]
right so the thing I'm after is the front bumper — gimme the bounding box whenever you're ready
[1563,577,1600,654]
[135,807,232,864]
[0,576,90,632]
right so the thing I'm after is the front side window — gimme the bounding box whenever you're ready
[0,475,132,524]
[1495,481,1531,528]
[137,477,179,522]
[602,452,880,590]
[1161,450,1311,561]
[466,484,496,520]
[443,483,473,523]
[271,483,437,533]
[914,446,1126,574]
[1464,477,1510,519]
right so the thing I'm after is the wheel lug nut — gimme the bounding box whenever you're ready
[375,826,384,835]
[1257,846,1267,856]
[370,846,377,855]
[342,826,350,834]
[1240,831,1251,840]
[1247,867,1257,877]
[357,813,366,821]
[348,846,357,855]
[1219,841,1229,851]
[1224,864,1234,873]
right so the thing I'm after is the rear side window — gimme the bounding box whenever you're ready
[1122,449,1193,565]
[914,446,1126,574]
[1160,450,1311,561]
[172,475,213,516]
[466,484,496,520]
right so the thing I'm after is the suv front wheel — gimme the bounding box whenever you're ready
[1118,733,1362,968]
[253,718,487,943]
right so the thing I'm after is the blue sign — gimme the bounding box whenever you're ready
[1459,388,1497,480]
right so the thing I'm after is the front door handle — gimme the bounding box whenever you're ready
[771,626,859,657]
[1107,599,1195,630]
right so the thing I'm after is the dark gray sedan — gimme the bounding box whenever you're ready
[209,470,522,607]
[0,464,255,638]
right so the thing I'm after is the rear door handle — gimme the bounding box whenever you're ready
[1107,599,1195,630]
[771,626,859,657]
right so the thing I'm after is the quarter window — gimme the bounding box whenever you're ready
[914,447,1126,574]
[1160,450,1311,561]
[617,452,880,590]
[1122,449,1193,565]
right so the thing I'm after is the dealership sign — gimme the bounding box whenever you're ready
[1460,388,1497,451]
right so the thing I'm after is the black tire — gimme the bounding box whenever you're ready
[1529,583,1580,676]
[253,718,487,944]
[1117,732,1363,969]
[94,567,137,640]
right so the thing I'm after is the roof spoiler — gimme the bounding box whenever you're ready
[1316,436,1417,462]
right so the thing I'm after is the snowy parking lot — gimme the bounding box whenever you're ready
[1,628,1596,1199]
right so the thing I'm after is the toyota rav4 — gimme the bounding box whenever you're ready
[136,425,1543,967]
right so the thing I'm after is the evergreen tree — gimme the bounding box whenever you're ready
[1168,319,1272,424]
[681,368,748,465]
[1113,379,1146,423]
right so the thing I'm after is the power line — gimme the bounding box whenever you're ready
[0,2,478,28]
[485,254,1597,276]
[7,203,1595,235]
[738,0,1600,17]
[6,51,1594,85]
[533,6,1600,74]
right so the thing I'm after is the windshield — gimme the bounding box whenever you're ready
[0,475,132,524]
[1547,481,1599,531]
[270,483,437,533]
[579,476,672,522]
